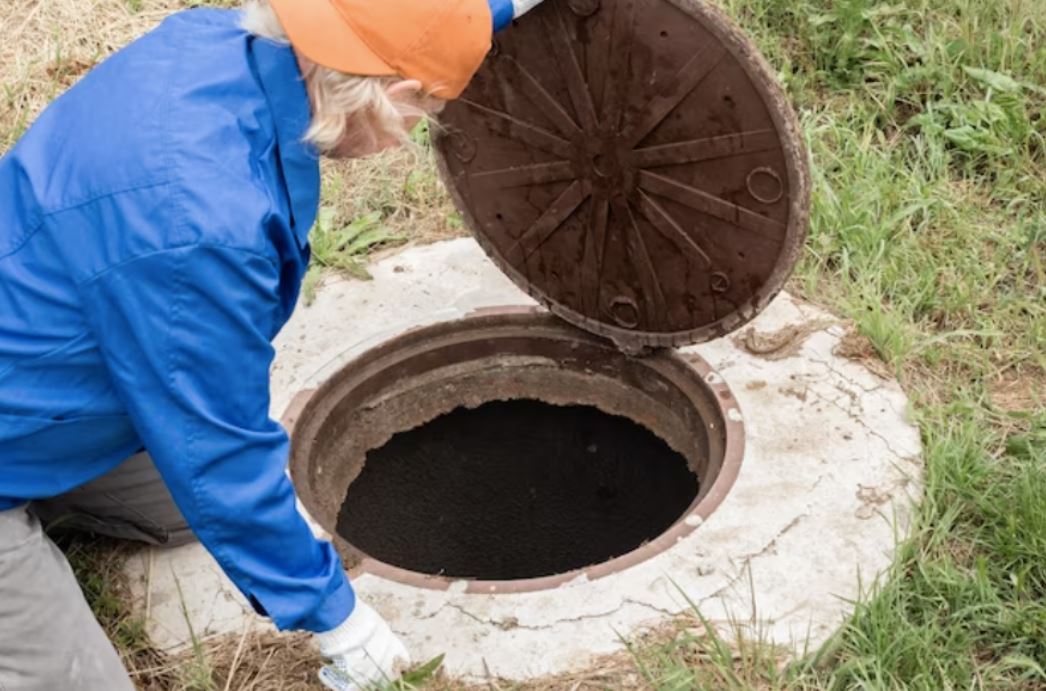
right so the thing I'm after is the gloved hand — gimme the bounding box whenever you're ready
[489,0,546,32]
[314,602,411,691]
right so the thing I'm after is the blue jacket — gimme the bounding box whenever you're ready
[0,9,353,633]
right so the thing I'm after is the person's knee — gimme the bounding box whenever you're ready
[156,523,197,549]
[0,509,136,691]
[28,452,196,547]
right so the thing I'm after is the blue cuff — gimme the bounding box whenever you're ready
[489,0,514,31]
[294,572,357,634]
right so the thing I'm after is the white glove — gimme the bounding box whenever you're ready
[314,602,411,691]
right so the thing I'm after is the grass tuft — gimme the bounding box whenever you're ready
[302,208,406,304]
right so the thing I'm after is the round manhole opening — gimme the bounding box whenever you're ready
[337,400,699,580]
[287,310,744,593]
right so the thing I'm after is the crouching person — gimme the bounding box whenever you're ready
[0,0,542,688]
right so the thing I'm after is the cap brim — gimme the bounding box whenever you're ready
[269,0,397,78]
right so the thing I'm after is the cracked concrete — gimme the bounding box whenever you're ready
[125,239,923,681]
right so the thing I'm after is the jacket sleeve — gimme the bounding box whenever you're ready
[77,243,354,633]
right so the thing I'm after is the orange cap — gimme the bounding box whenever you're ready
[269,0,493,100]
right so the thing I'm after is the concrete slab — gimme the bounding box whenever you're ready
[125,239,922,680]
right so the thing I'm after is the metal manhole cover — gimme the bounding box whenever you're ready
[434,0,810,350]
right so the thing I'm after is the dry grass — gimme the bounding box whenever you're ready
[0,0,460,242]
[306,141,462,302]
[183,631,325,691]
[320,144,460,247]
[59,528,705,691]
[1,1,201,150]
[63,532,330,690]
[130,632,326,691]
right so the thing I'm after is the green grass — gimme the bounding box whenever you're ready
[375,10,1046,691]
[302,121,461,304]
[616,0,1046,688]
[303,123,457,304]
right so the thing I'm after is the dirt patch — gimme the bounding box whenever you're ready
[734,318,836,360]
[780,385,809,402]
[988,367,1045,413]
[833,326,894,380]
[855,480,912,520]
[45,57,97,82]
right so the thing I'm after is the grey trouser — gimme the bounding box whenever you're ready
[0,452,194,691]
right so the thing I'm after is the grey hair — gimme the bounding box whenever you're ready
[241,0,420,153]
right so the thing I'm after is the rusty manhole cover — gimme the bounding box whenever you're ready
[435,0,810,349]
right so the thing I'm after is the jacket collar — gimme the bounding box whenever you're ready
[248,35,320,248]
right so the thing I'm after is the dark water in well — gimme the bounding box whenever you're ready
[336,400,699,580]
